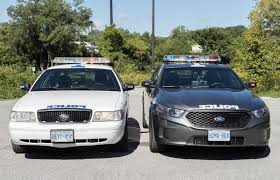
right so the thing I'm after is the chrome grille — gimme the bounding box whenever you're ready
[186,111,251,128]
[37,109,92,123]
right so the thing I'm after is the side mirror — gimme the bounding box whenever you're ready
[245,82,257,89]
[123,83,135,91]
[20,83,31,91]
[141,80,156,88]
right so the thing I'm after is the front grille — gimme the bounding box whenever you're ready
[193,136,244,145]
[186,111,251,129]
[37,109,92,123]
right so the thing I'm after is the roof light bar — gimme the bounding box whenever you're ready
[163,55,221,63]
[51,57,111,66]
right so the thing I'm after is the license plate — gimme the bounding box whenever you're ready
[208,130,230,141]
[50,130,74,143]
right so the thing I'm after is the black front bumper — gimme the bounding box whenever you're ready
[156,119,270,147]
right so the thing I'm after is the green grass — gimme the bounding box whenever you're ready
[257,90,280,98]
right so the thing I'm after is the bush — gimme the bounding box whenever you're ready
[0,66,40,99]
[114,61,151,85]
[120,71,151,86]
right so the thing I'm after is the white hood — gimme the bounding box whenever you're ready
[13,91,122,112]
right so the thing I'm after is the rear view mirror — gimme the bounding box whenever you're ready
[245,82,257,89]
[141,80,156,88]
[20,83,31,91]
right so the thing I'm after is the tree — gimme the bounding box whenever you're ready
[0,23,24,65]
[98,25,126,63]
[7,0,92,69]
[232,0,280,91]
[98,25,150,71]
[125,37,149,70]
[192,27,233,63]
[141,31,150,44]
[156,26,194,61]
[224,25,246,38]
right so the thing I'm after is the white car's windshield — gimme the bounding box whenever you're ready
[32,68,121,91]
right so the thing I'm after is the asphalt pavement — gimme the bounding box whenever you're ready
[0,88,279,180]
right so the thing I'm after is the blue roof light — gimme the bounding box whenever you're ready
[71,64,85,68]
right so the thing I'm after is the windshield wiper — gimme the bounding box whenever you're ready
[161,86,181,88]
[191,85,210,88]
[209,86,242,89]
[33,87,59,91]
[70,87,93,90]
[90,88,119,91]
[34,87,95,91]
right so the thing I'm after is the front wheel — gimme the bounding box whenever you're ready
[11,140,25,153]
[149,119,165,153]
[115,122,128,152]
[143,118,148,129]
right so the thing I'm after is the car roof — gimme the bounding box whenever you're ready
[162,63,229,69]
[47,64,113,70]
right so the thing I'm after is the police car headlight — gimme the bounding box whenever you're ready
[10,111,36,122]
[252,106,269,118]
[93,110,125,121]
[156,103,185,118]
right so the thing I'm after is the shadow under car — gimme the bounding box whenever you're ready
[160,146,271,160]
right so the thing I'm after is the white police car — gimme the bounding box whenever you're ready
[9,57,134,153]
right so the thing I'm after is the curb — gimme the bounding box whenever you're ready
[0,99,18,103]
[261,97,280,100]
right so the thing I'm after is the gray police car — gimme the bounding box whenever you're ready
[142,55,270,152]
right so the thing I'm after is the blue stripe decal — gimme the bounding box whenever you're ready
[47,105,87,109]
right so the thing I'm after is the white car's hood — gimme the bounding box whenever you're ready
[13,91,122,112]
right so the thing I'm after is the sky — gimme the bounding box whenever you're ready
[0,0,257,36]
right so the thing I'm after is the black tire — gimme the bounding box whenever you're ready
[115,122,128,152]
[11,141,25,154]
[143,118,148,129]
[142,93,148,129]
[149,118,165,153]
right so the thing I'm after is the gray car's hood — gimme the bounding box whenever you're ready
[156,88,265,111]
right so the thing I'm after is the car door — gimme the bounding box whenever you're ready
[143,69,161,128]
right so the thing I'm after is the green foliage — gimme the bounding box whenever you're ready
[156,26,194,61]
[125,37,150,70]
[192,27,234,63]
[0,66,39,99]
[231,0,280,92]
[98,25,127,63]
[120,71,151,86]
[0,23,24,65]
[6,0,92,69]
[98,25,150,71]
[224,26,246,38]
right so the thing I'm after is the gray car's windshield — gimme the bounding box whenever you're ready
[160,67,244,89]
[32,68,120,91]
